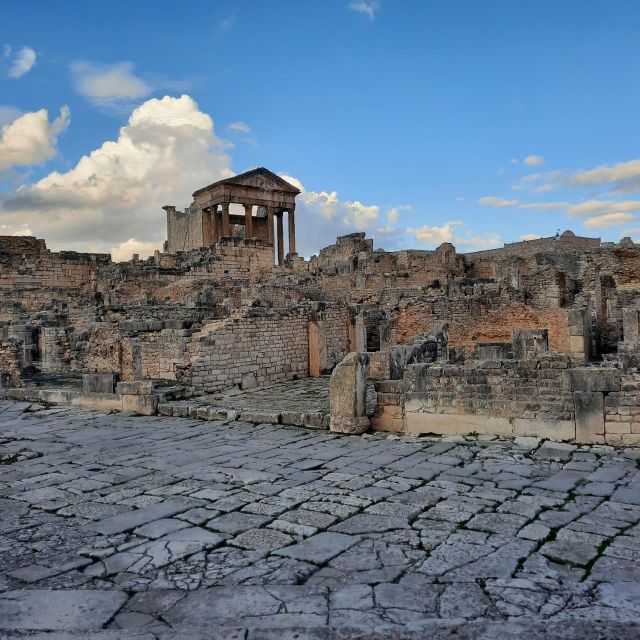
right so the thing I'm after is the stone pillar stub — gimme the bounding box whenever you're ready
[330,352,370,434]
[349,314,366,353]
[574,391,605,444]
[308,320,327,378]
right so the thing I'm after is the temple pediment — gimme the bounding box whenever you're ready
[193,167,300,197]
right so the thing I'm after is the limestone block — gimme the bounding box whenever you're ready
[566,368,621,393]
[71,392,123,412]
[83,373,117,394]
[405,412,513,437]
[241,373,258,390]
[121,394,159,416]
[512,329,549,360]
[574,391,605,443]
[368,351,391,381]
[513,418,576,442]
[116,380,154,395]
[371,416,404,433]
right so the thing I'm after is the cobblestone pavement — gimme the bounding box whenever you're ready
[1,401,640,639]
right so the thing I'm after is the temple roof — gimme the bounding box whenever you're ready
[193,167,301,197]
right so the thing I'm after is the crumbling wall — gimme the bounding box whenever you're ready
[388,293,570,353]
[0,338,22,387]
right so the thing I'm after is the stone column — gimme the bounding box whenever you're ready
[243,204,253,239]
[211,205,220,242]
[287,208,296,255]
[276,212,284,266]
[221,202,230,237]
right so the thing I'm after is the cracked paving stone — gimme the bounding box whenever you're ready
[539,540,599,567]
[206,512,271,535]
[274,531,360,564]
[230,528,293,551]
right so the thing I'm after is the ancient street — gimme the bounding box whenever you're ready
[1,400,640,638]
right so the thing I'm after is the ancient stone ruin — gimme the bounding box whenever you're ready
[2,167,640,445]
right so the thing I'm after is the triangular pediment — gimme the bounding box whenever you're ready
[193,167,300,197]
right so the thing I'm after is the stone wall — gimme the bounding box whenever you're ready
[388,292,570,353]
[185,309,310,394]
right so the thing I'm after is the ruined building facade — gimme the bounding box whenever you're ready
[2,167,640,446]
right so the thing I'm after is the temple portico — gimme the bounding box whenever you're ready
[164,167,299,264]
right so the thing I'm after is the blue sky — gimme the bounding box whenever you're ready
[1,0,640,259]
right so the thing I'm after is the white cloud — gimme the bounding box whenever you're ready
[406,221,462,245]
[279,173,400,256]
[8,46,36,79]
[0,106,70,171]
[520,233,543,241]
[564,199,640,219]
[387,204,411,222]
[349,1,380,20]
[584,213,635,229]
[0,95,233,256]
[71,61,151,110]
[478,196,519,208]
[228,121,251,133]
[568,159,640,193]
[524,154,544,167]
[111,238,164,262]
[406,221,501,251]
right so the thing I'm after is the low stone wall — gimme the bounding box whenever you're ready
[403,356,576,440]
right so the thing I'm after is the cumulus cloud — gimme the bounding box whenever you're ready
[0,95,233,255]
[478,196,518,208]
[0,106,70,171]
[520,233,543,241]
[228,121,250,133]
[349,1,380,20]
[71,61,151,110]
[524,155,544,167]
[279,173,400,256]
[406,221,500,251]
[584,213,635,229]
[7,46,36,78]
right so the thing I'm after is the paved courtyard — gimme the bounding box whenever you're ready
[1,401,640,638]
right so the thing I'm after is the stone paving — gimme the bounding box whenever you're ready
[1,401,640,638]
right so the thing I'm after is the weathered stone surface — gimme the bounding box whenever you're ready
[0,590,128,630]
